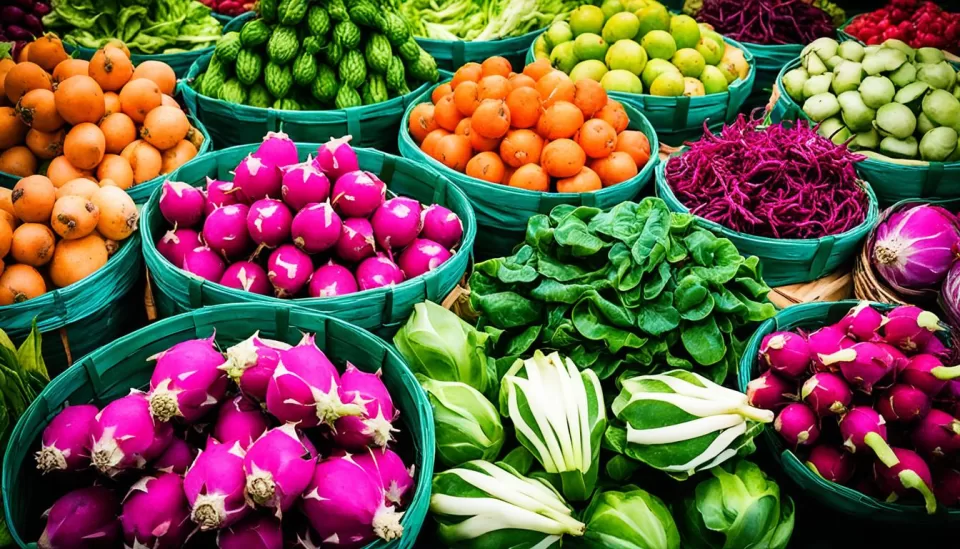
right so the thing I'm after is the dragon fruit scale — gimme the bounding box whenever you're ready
[333,364,399,450]
[120,473,192,548]
[89,393,174,475]
[147,335,229,423]
[221,332,292,402]
[35,404,98,474]
[243,424,315,517]
[184,439,250,530]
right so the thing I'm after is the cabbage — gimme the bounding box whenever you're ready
[571,486,680,549]
[418,376,505,468]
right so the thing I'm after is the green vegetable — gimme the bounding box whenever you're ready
[383,11,411,46]
[396,0,590,42]
[394,301,491,395]
[247,82,273,108]
[218,78,247,104]
[277,0,309,26]
[409,48,440,83]
[605,370,773,480]
[499,351,605,502]
[431,460,586,547]
[361,74,389,105]
[235,48,263,86]
[265,61,293,98]
[365,34,393,75]
[333,20,362,49]
[385,55,409,93]
[311,64,339,104]
[419,375,505,468]
[307,6,331,37]
[349,0,386,31]
[240,19,271,47]
[571,485,680,549]
[679,460,795,549]
[199,55,228,98]
[302,35,326,55]
[324,41,344,65]
[326,0,350,21]
[267,25,300,65]
[259,0,278,22]
[273,97,301,110]
[42,0,222,55]
[470,198,776,384]
[292,51,318,86]
[334,84,362,109]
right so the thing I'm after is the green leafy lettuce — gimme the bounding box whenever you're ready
[469,198,776,384]
[43,0,221,54]
[396,0,593,41]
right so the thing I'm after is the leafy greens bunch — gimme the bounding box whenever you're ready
[469,197,777,385]
[396,0,591,42]
[42,0,222,54]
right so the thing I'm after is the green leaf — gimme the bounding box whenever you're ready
[504,325,542,356]
[530,279,595,304]
[681,317,726,366]
[473,292,543,330]
[636,292,680,337]
[16,319,49,381]
[603,455,642,483]
[643,262,672,301]
[0,329,15,353]
[572,299,647,353]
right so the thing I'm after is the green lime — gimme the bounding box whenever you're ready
[683,77,705,96]
[601,69,644,93]
[606,39,647,75]
[574,33,608,61]
[649,71,685,96]
[641,30,676,60]
[669,15,701,50]
[570,60,609,82]
[550,41,580,74]
[622,0,649,10]
[601,0,625,21]
[544,21,574,51]
[641,58,680,89]
[695,36,724,66]
[700,26,726,52]
[569,5,606,36]
[700,65,730,94]
[602,12,640,43]
[636,3,670,38]
[672,48,706,78]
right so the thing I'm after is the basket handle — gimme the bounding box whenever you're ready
[921,162,944,198]
[808,236,836,280]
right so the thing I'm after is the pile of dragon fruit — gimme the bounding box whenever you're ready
[745,302,960,514]
[156,132,463,299]
[33,332,415,548]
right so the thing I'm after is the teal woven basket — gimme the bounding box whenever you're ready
[0,234,143,375]
[770,58,960,206]
[2,303,434,549]
[0,113,213,205]
[526,36,756,146]
[416,28,546,72]
[740,42,803,106]
[141,144,475,337]
[655,154,879,286]
[398,80,660,260]
[736,300,958,524]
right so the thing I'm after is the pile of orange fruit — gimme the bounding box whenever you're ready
[407,56,652,193]
[0,35,204,190]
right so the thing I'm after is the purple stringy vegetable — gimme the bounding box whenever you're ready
[696,0,836,45]
[665,116,868,239]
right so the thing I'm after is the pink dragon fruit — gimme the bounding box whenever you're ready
[90,393,174,475]
[837,302,886,341]
[397,238,452,279]
[420,204,463,249]
[159,181,205,228]
[807,325,855,371]
[184,439,250,530]
[291,202,341,254]
[301,454,404,547]
[157,228,202,268]
[265,334,364,428]
[315,135,360,181]
[38,487,120,549]
[877,384,931,423]
[872,204,960,290]
[152,437,196,475]
[204,204,251,260]
[819,342,895,394]
[308,261,358,298]
[217,514,283,549]
[243,424,316,516]
[838,406,900,467]
[220,261,271,295]
[148,335,229,423]
[256,131,299,168]
[805,444,856,484]
[873,447,938,514]
[901,354,960,395]
[935,468,960,507]
[213,395,269,451]
[284,521,321,549]
[774,402,820,449]
[911,409,960,459]
[331,171,386,218]
[205,178,240,216]
[267,244,314,298]
[120,473,191,548]
[745,371,796,410]
[800,372,852,416]
[758,331,811,378]
[334,364,399,450]
[222,333,292,401]
[371,197,423,250]
[356,254,405,291]
[335,218,376,263]
[281,155,331,211]
[882,306,946,351]
[233,154,282,203]
[182,245,227,282]
[247,198,293,250]
[35,404,98,474]
[353,447,415,507]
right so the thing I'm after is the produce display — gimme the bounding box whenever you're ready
[781,37,960,163]
[0,322,50,546]
[41,0,222,54]
[532,2,751,96]
[1,0,52,60]
[396,0,593,42]
[30,330,416,546]
[155,131,463,298]
[693,0,836,46]
[199,0,252,19]
[191,0,440,110]
[843,0,960,54]
[469,197,777,383]
[0,37,205,185]
[408,55,652,191]
[664,115,871,239]
[744,302,959,514]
